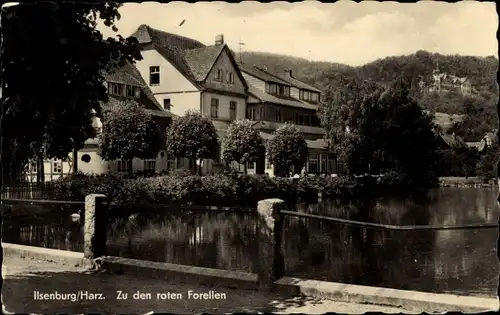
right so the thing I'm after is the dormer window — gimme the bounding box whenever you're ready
[215,69,224,81]
[126,85,135,97]
[108,83,124,96]
[266,83,290,97]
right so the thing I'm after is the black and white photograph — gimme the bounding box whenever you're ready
[1,0,499,313]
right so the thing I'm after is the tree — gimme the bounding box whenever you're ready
[0,2,141,184]
[166,111,219,175]
[267,123,308,177]
[319,78,439,191]
[222,119,264,174]
[477,144,500,180]
[99,102,161,177]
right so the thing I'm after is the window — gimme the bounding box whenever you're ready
[229,101,237,121]
[247,107,257,120]
[52,161,62,173]
[247,162,255,170]
[149,66,160,85]
[308,153,318,173]
[211,98,219,118]
[312,93,319,103]
[81,154,91,163]
[279,85,285,96]
[275,109,282,123]
[320,154,327,173]
[227,72,234,84]
[295,113,303,125]
[270,84,277,94]
[163,98,171,111]
[215,68,224,81]
[109,83,123,96]
[126,85,135,97]
[285,86,290,97]
[144,160,156,172]
[117,160,131,173]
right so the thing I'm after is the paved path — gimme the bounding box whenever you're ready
[2,253,413,314]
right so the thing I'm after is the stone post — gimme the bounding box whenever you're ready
[84,194,107,259]
[256,198,285,288]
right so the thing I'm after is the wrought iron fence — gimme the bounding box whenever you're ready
[1,183,51,200]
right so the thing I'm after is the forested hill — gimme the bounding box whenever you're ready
[236,50,498,141]
[236,50,498,99]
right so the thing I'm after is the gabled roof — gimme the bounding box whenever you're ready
[131,24,205,50]
[183,45,225,81]
[239,65,291,85]
[247,86,317,110]
[130,25,246,92]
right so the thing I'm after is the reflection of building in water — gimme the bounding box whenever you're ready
[189,226,205,245]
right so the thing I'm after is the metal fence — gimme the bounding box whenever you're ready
[1,183,50,200]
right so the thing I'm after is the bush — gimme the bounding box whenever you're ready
[43,172,426,208]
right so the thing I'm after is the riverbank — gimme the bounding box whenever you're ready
[2,251,411,314]
[438,177,497,188]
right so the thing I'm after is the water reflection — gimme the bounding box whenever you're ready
[2,188,498,297]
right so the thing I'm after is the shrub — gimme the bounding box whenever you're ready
[44,172,424,208]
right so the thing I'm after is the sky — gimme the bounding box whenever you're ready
[97,0,498,66]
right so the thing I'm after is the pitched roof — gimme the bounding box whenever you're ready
[131,24,205,50]
[247,86,317,110]
[183,45,225,81]
[130,25,245,91]
[239,65,291,85]
[101,95,173,119]
[439,133,468,149]
[259,132,329,150]
[258,68,322,93]
[102,62,172,116]
[276,74,321,93]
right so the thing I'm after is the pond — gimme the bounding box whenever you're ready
[2,187,499,297]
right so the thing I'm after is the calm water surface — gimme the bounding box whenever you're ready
[2,187,499,297]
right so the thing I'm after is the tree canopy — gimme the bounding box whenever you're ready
[166,111,219,173]
[222,119,264,173]
[99,102,161,175]
[0,2,141,183]
[266,123,308,177]
[319,78,439,190]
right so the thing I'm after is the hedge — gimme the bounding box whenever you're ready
[44,172,413,207]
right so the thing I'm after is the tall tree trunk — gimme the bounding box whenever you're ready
[198,159,202,175]
[244,162,247,174]
[38,158,45,183]
[72,146,78,173]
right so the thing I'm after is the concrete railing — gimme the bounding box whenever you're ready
[82,194,286,288]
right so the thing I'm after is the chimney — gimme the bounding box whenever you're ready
[285,69,293,78]
[215,34,224,45]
